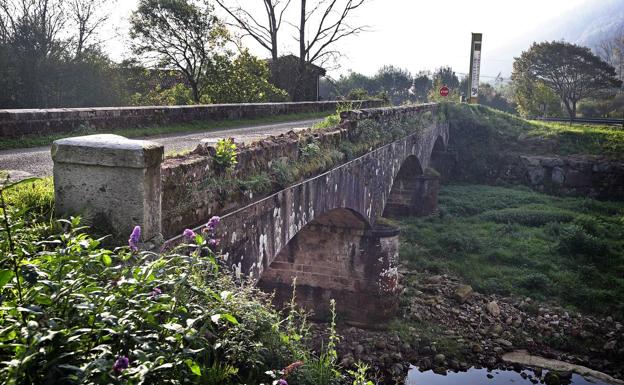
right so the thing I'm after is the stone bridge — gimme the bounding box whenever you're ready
[51,103,448,323]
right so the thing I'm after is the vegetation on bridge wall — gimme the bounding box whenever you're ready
[161,106,438,237]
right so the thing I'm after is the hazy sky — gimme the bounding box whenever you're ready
[104,0,591,80]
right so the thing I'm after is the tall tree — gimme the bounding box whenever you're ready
[68,0,112,58]
[373,65,412,105]
[412,71,432,103]
[130,0,229,102]
[214,0,290,66]
[513,41,622,118]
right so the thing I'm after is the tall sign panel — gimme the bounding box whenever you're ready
[468,33,482,104]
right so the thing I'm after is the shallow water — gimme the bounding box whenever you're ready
[406,366,611,385]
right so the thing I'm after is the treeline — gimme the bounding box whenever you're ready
[322,65,516,113]
[0,0,287,109]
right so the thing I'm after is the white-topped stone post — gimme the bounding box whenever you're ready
[51,134,164,244]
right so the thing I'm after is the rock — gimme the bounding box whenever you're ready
[434,353,446,365]
[355,344,365,355]
[426,275,443,284]
[472,344,484,353]
[544,371,560,385]
[453,285,473,303]
[487,373,494,379]
[340,354,355,368]
[486,301,501,317]
[491,324,504,335]
[495,338,513,348]
[603,340,617,351]
[420,357,432,370]
[375,339,387,350]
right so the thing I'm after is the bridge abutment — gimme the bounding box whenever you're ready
[258,216,400,324]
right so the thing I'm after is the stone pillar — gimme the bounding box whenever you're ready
[51,134,164,244]
[413,174,440,216]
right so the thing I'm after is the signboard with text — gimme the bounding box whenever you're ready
[439,86,450,97]
[468,33,483,104]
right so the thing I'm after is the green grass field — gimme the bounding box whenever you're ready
[445,103,624,159]
[0,111,330,151]
[396,183,624,318]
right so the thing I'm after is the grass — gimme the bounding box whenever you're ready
[0,111,330,151]
[445,103,624,159]
[396,183,624,318]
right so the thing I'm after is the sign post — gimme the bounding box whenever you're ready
[468,33,483,104]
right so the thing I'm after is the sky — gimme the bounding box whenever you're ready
[103,0,592,80]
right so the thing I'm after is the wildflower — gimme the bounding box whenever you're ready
[276,380,288,385]
[208,238,220,247]
[112,356,130,374]
[183,228,196,239]
[283,361,304,377]
[150,287,162,299]
[204,216,221,232]
[128,226,141,251]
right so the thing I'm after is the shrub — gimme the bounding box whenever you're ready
[213,138,238,171]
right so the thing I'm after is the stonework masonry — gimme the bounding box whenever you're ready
[1,100,382,138]
[51,103,448,323]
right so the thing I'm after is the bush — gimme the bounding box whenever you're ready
[0,213,301,384]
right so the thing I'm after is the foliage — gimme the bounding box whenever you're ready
[202,49,289,103]
[512,41,622,118]
[129,83,195,106]
[513,78,562,118]
[477,83,516,114]
[0,181,362,385]
[399,184,624,318]
[213,138,238,171]
[428,66,461,102]
[130,0,229,102]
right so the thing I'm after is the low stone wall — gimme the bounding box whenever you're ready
[0,100,383,138]
[161,104,439,238]
[439,151,624,200]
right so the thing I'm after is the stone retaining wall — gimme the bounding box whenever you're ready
[0,100,383,138]
[439,151,624,200]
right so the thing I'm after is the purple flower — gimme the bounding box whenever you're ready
[150,287,162,299]
[208,238,220,247]
[204,216,221,232]
[128,226,141,252]
[112,356,130,374]
[183,229,196,239]
[277,380,288,385]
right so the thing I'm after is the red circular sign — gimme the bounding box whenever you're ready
[439,86,450,97]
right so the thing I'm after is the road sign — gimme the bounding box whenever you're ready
[468,33,483,104]
[439,86,450,97]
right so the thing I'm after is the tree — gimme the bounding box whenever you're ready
[373,65,412,105]
[412,72,432,103]
[68,0,112,58]
[214,0,290,80]
[432,66,460,89]
[512,41,622,118]
[597,24,624,83]
[130,0,229,102]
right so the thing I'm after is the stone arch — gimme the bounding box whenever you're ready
[383,155,430,217]
[258,207,399,323]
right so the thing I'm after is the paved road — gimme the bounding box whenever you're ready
[0,118,322,178]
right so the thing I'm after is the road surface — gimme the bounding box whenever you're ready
[0,118,322,178]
